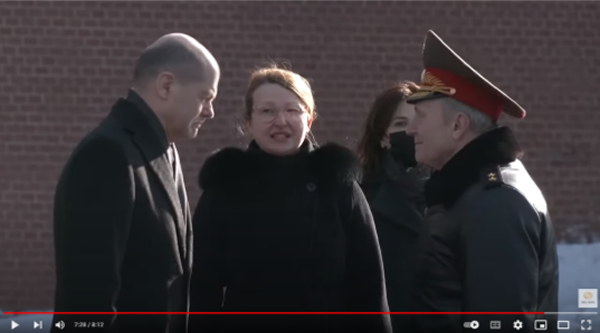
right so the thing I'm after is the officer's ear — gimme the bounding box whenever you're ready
[451,112,471,140]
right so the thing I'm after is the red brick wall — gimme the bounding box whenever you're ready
[1,1,598,311]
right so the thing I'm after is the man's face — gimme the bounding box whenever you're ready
[406,98,457,170]
[162,67,220,141]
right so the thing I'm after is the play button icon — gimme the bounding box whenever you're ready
[11,320,19,329]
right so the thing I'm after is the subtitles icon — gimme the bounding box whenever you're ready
[489,320,501,329]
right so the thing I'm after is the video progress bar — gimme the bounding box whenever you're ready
[2,311,575,315]
[544,312,598,315]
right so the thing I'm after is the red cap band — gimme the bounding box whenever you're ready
[425,67,504,121]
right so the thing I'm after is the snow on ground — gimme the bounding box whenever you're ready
[1,242,599,332]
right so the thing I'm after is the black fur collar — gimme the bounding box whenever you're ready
[199,140,362,190]
[424,127,522,208]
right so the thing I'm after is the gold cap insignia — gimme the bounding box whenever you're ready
[414,71,457,97]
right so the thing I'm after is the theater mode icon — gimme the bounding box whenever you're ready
[578,289,598,308]
[556,320,569,330]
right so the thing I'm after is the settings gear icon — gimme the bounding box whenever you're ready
[513,320,523,330]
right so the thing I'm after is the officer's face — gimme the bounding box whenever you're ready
[406,99,457,170]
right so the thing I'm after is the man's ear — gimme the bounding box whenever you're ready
[155,72,175,100]
[451,113,471,140]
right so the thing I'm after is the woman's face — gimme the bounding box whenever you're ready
[381,101,415,148]
[247,83,313,156]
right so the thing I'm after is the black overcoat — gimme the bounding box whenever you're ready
[361,154,427,333]
[52,93,193,333]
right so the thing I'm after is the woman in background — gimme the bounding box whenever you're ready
[189,66,392,333]
[356,81,428,333]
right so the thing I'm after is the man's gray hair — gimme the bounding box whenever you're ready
[441,98,497,134]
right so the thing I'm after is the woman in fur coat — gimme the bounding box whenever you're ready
[189,66,392,333]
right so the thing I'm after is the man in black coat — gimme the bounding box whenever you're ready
[404,30,559,333]
[52,33,220,333]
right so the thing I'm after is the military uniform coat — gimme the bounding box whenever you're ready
[189,141,392,333]
[410,127,559,333]
[52,90,193,333]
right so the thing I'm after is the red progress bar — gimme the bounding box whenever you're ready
[4,312,545,315]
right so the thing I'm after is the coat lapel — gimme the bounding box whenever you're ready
[133,137,188,268]
[110,98,187,264]
[145,149,186,232]
[172,144,193,269]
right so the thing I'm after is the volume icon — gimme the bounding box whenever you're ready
[55,321,65,330]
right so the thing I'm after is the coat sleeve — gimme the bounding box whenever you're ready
[52,136,134,331]
[189,188,226,332]
[342,182,393,333]
[460,186,543,333]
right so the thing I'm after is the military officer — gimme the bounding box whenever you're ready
[405,30,559,333]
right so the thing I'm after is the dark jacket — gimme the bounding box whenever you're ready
[189,141,392,333]
[410,127,559,333]
[52,91,193,333]
[361,153,428,333]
